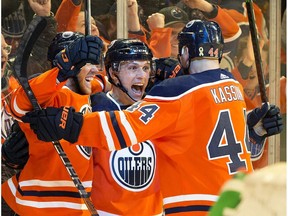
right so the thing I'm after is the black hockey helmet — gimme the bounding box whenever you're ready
[104,38,153,74]
[177,20,224,62]
[47,31,84,63]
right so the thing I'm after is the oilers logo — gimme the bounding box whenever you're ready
[110,141,156,192]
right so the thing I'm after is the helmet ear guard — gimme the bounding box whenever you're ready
[177,20,224,62]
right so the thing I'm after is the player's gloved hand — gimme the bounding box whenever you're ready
[2,121,29,169]
[146,57,183,92]
[247,102,283,160]
[21,107,83,143]
[155,57,183,80]
[54,35,103,82]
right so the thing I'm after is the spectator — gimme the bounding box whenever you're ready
[146,6,189,58]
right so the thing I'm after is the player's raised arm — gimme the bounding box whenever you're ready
[22,96,182,150]
[10,35,103,117]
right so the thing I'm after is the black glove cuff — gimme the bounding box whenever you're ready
[202,4,218,19]
[2,153,23,170]
[72,0,81,5]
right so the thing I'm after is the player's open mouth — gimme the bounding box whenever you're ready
[85,76,94,82]
[131,84,144,95]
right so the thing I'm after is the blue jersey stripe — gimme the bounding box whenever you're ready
[18,187,90,198]
[109,111,127,149]
[165,205,211,214]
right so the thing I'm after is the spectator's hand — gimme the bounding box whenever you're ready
[21,107,83,143]
[146,13,165,31]
[28,0,51,17]
[184,0,217,11]
[128,0,138,16]
[181,0,201,8]
[127,0,141,32]
[2,121,29,169]
[53,35,103,82]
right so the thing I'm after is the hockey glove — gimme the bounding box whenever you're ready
[21,107,83,143]
[155,57,183,81]
[247,103,283,160]
[2,121,29,169]
[54,35,103,82]
[146,57,183,92]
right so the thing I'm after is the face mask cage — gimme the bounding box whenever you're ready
[95,53,105,72]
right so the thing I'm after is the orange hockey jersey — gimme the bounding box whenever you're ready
[89,92,163,215]
[2,68,106,216]
[78,68,254,215]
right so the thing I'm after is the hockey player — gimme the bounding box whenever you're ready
[90,38,163,215]
[2,33,104,216]
[21,20,283,215]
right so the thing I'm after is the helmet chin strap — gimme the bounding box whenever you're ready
[178,53,190,75]
[114,74,137,103]
[72,76,86,95]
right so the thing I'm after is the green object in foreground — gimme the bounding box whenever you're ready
[208,190,241,216]
[208,172,247,216]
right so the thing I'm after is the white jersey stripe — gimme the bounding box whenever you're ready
[99,111,116,151]
[19,180,92,188]
[119,111,137,145]
[97,210,163,216]
[13,95,29,116]
[16,198,88,210]
[8,178,88,210]
[224,28,242,43]
[8,178,17,195]
[163,194,219,205]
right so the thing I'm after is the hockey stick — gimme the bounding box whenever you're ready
[12,16,98,216]
[85,0,92,35]
[245,0,268,103]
